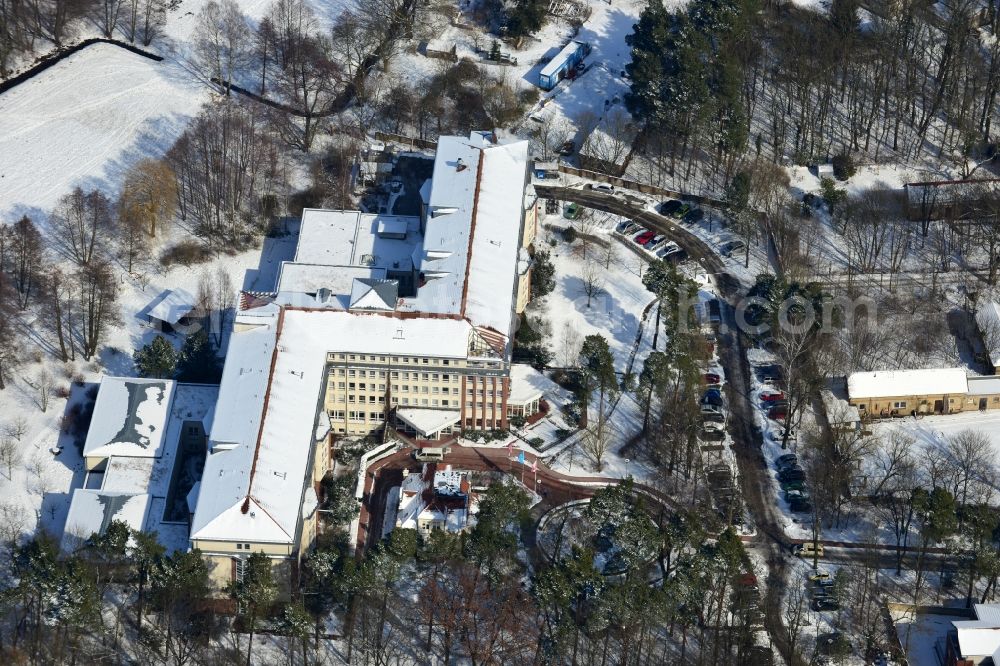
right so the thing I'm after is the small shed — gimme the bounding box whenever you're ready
[146,288,197,332]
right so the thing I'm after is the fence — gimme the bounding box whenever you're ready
[374,131,437,151]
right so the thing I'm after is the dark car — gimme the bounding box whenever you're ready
[682,207,705,224]
[663,248,688,263]
[702,394,724,408]
[778,468,806,483]
[812,599,840,611]
[776,453,797,466]
[789,497,813,513]
[558,140,575,155]
[781,480,806,492]
[704,372,721,385]
[768,405,788,421]
[671,202,691,219]
[659,199,683,216]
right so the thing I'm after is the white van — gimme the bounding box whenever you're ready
[413,446,449,462]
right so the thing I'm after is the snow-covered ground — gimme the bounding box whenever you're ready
[871,410,1000,456]
[0,44,207,220]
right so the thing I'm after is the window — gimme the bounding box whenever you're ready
[380,356,386,362]
[422,358,429,364]
[348,370,356,377]
[443,360,450,366]
[358,383,366,391]
[330,410,344,420]
[391,371,399,378]
[442,400,449,406]
[432,374,439,380]
[402,397,409,405]
[402,385,409,392]
[422,373,429,380]
[421,399,428,405]
[452,388,459,395]
[368,371,376,378]
[338,382,345,389]
[378,384,385,391]
[893,401,906,409]
[368,396,376,403]
[349,354,356,360]
[432,400,439,406]
[236,543,243,550]
[338,354,345,360]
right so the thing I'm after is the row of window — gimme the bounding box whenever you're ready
[331,369,466,382]
[333,353,457,366]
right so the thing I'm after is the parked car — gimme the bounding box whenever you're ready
[757,365,784,383]
[768,405,788,421]
[558,140,575,155]
[682,208,705,224]
[701,403,725,417]
[662,248,688,263]
[659,199,683,216]
[699,429,725,442]
[721,239,746,257]
[564,203,581,220]
[789,496,813,513]
[615,220,633,233]
[644,234,665,249]
[761,390,784,402]
[776,459,799,473]
[703,372,721,385]
[622,222,641,234]
[590,183,615,194]
[791,542,824,558]
[702,389,724,407]
[671,202,691,219]
[776,453,798,467]
[778,467,806,483]
[701,420,725,433]
[813,578,836,590]
[780,480,806,493]
[702,411,726,424]
[634,230,656,245]
[811,598,839,612]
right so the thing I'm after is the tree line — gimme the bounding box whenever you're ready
[0,0,168,77]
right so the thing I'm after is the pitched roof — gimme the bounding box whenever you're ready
[350,278,398,310]
[846,368,968,400]
[147,288,197,324]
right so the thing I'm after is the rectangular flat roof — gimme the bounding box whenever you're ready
[277,263,385,297]
[61,490,151,553]
[83,378,176,459]
[295,210,421,272]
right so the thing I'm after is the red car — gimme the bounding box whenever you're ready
[761,391,784,402]
[768,405,787,421]
[634,230,655,245]
[703,373,721,385]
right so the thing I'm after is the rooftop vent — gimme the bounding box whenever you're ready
[456,158,467,172]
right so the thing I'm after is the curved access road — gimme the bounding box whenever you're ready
[356,442,684,555]
[534,185,805,665]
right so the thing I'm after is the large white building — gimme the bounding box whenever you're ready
[184,132,542,590]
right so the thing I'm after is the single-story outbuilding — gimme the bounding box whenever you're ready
[846,368,969,417]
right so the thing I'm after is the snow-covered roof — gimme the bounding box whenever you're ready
[846,368,968,400]
[819,389,860,425]
[508,363,548,405]
[540,40,587,78]
[193,308,476,545]
[295,210,422,272]
[954,604,1000,657]
[83,378,175,459]
[396,408,461,436]
[401,133,529,341]
[147,288,197,324]
[977,301,1000,367]
[968,375,1000,395]
[349,278,398,310]
[277,262,385,297]
[61,490,151,553]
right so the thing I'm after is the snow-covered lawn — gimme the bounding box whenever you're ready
[0,44,207,220]
[892,608,962,666]
[871,410,1000,455]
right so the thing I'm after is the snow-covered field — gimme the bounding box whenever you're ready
[0,44,207,220]
[872,410,1000,462]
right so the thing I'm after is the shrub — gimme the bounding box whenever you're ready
[563,227,577,244]
[831,153,856,181]
[160,240,212,267]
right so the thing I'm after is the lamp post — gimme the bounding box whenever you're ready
[624,458,630,479]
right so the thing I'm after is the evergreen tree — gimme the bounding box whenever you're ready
[530,250,556,299]
[134,334,178,378]
[176,329,222,383]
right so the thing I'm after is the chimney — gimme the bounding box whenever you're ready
[456,158,467,172]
